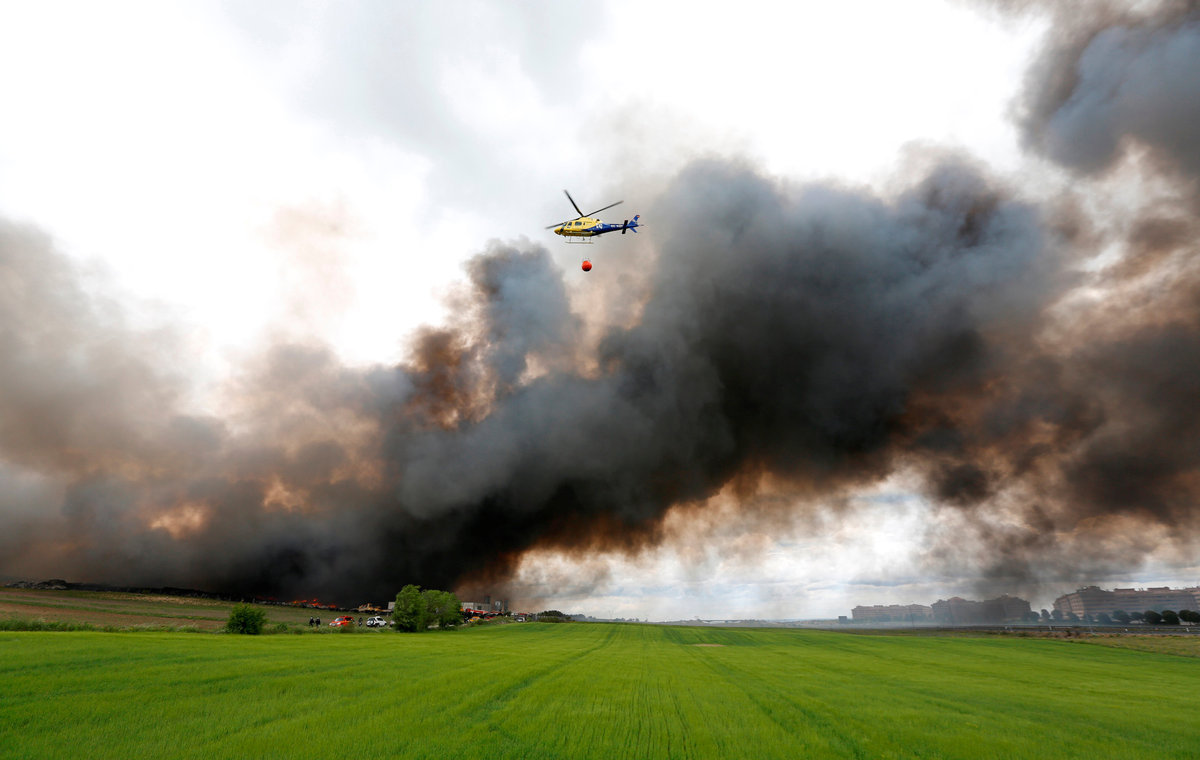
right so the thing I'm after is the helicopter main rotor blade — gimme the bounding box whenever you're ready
[545,219,576,229]
[584,200,623,217]
[563,190,584,218]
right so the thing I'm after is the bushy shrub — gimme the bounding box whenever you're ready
[225,603,267,635]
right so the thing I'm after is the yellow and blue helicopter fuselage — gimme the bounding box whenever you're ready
[553,214,640,238]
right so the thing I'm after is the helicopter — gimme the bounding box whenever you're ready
[545,190,640,242]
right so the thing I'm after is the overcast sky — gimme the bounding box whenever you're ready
[2,1,1196,619]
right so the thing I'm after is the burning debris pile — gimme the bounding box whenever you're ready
[2,3,1200,604]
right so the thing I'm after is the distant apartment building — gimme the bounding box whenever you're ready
[851,604,933,623]
[931,597,982,624]
[1053,586,1200,617]
[983,594,1033,622]
[851,595,1032,624]
[931,595,1032,624]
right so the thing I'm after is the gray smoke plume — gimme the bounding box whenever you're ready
[3,5,1200,604]
[1005,0,1200,182]
[936,0,1200,594]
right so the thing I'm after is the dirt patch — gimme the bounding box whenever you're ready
[1078,633,1200,658]
[0,588,340,630]
[0,589,236,630]
[0,601,224,630]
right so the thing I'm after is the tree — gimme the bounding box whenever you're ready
[1160,610,1180,625]
[1096,613,1113,625]
[1178,609,1200,624]
[422,589,463,629]
[226,603,267,635]
[1143,610,1162,625]
[1112,610,1130,623]
[1040,609,1051,622]
[1051,609,1063,621]
[394,586,461,632]
[1066,612,1080,623]
[394,584,428,632]
[1129,611,1144,622]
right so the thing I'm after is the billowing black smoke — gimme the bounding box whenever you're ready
[0,156,1069,602]
[3,4,1200,604]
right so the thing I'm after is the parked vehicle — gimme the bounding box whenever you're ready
[366,616,389,627]
[329,615,355,627]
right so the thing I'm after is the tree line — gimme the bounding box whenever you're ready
[1037,608,1200,625]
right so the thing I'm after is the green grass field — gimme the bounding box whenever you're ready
[3,622,1198,759]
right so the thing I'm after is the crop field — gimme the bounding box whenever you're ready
[3,617,1199,759]
[0,587,337,631]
